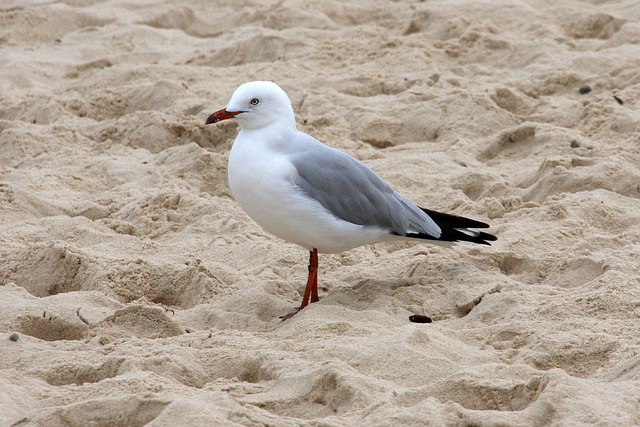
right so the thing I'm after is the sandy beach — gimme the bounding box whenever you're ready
[2,0,640,425]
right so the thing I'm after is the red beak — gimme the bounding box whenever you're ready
[205,108,242,125]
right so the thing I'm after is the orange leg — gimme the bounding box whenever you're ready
[281,249,319,321]
[309,248,319,303]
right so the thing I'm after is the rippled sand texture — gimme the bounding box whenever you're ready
[2,0,640,425]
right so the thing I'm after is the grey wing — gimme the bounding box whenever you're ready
[288,141,441,239]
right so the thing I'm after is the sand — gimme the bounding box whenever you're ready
[1,0,640,425]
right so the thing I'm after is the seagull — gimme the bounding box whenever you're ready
[205,81,496,320]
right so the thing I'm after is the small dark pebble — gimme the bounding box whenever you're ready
[570,139,580,148]
[55,38,62,43]
[409,315,432,324]
[613,95,624,105]
[9,333,19,342]
[579,85,592,94]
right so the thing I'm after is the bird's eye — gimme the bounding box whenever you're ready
[250,98,259,105]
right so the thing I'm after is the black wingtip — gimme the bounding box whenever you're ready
[409,229,497,246]
[476,230,498,242]
[420,208,491,229]
[414,207,497,245]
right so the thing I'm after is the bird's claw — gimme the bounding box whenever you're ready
[279,309,301,321]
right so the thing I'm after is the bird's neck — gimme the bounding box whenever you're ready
[237,122,299,153]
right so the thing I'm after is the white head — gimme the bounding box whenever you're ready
[205,81,296,130]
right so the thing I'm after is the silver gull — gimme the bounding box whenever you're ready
[205,81,496,320]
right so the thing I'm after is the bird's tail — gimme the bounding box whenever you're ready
[410,208,497,246]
